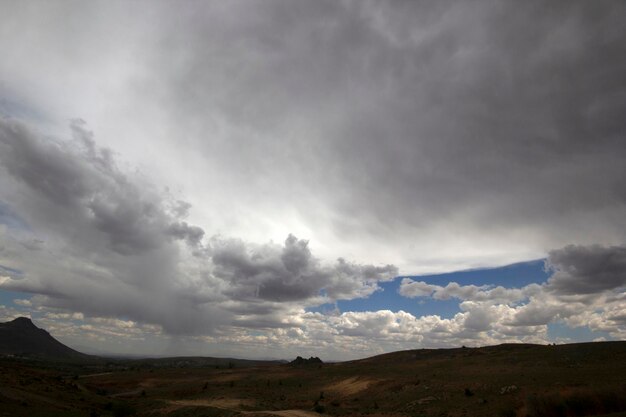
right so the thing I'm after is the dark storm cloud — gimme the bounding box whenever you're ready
[0,118,223,334]
[142,0,626,261]
[0,201,29,231]
[166,221,205,247]
[0,264,22,279]
[213,234,397,303]
[0,119,168,254]
[1,0,625,268]
[546,244,626,295]
[213,235,329,302]
[0,119,93,207]
[0,118,210,255]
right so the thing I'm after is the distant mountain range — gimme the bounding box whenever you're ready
[0,316,90,360]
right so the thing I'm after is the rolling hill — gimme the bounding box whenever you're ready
[0,317,625,417]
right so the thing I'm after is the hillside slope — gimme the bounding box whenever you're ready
[0,317,89,360]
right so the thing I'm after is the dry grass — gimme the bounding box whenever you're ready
[1,341,625,417]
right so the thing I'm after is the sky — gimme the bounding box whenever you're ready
[0,0,625,361]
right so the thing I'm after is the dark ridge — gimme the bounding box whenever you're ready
[349,340,626,365]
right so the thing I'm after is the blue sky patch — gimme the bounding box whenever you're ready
[309,260,551,318]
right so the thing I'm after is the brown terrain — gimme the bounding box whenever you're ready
[0,318,625,417]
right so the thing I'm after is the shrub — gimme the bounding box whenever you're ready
[526,389,626,417]
[497,407,516,417]
[112,402,136,417]
[527,393,566,417]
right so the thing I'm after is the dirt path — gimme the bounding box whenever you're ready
[169,398,254,409]
[110,388,144,398]
[324,376,376,396]
[78,372,114,378]
[166,399,321,417]
[243,410,321,417]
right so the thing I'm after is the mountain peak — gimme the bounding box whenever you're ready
[0,316,90,360]
[9,317,37,328]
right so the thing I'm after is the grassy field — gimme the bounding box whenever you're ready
[1,341,625,417]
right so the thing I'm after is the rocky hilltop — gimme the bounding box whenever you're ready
[289,355,323,365]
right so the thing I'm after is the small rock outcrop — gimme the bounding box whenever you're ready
[500,385,518,394]
[290,356,323,365]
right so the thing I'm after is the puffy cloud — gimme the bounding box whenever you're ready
[399,278,541,304]
[398,279,436,298]
[398,246,626,342]
[213,234,397,303]
[166,221,205,248]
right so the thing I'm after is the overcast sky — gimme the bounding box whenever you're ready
[0,0,625,360]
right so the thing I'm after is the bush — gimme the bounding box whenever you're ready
[497,407,516,417]
[527,394,566,417]
[112,402,136,417]
[526,389,626,417]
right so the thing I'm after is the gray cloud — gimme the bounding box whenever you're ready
[1,1,625,270]
[131,0,626,267]
[213,234,397,303]
[0,118,220,333]
[0,117,398,337]
[0,118,197,256]
[166,221,205,248]
[546,244,626,295]
[213,235,329,303]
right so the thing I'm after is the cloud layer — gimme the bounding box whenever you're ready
[0,117,397,340]
[1,1,625,271]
